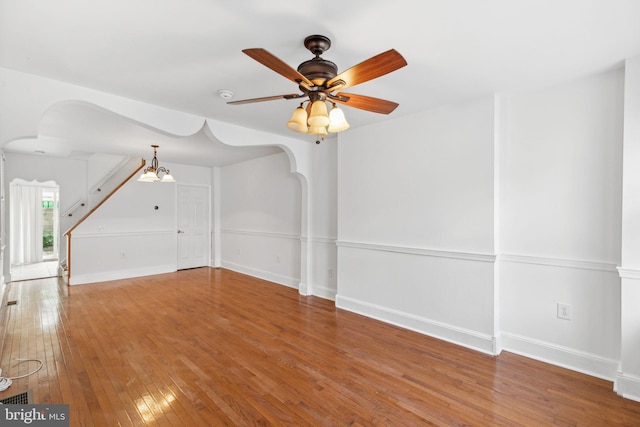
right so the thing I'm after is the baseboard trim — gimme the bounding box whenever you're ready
[69,264,176,285]
[335,294,496,355]
[501,332,618,381]
[615,372,640,402]
[221,261,299,290]
[309,283,337,301]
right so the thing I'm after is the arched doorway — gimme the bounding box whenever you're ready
[9,179,60,281]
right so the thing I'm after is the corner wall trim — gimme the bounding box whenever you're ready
[615,372,640,403]
[336,240,496,263]
[309,283,337,301]
[335,293,496,355]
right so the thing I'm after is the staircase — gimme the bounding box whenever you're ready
[61,156,145,280]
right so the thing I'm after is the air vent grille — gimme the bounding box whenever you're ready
[0,390,33,404]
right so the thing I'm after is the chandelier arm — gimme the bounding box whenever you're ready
[138,145,175,182]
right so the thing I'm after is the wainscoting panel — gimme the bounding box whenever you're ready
[336,241,497,354]
[220,229,300,289]
[69,230,177,285]
[500,254,621,381]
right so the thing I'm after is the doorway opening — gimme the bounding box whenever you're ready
[177,184,210,270]
[9,179,60,281]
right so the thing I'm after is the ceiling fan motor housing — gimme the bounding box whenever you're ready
[297,58,338,86]
[298,35,338,86]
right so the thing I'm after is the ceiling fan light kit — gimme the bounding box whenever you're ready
[309,125,328,136]
[286,105,309,133]
[229,35,407,142]
[308,100,330,127]
[328,104,350,132]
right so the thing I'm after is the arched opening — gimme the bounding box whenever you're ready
[9,178,60,281]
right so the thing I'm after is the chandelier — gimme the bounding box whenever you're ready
[137,145,175,183]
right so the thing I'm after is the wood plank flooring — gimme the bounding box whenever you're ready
[0,268,639,426]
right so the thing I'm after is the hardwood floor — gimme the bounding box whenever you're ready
[0,268,639,426]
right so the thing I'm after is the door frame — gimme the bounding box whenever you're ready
[176,183,211,270]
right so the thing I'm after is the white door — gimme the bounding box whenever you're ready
[177,184,210,270]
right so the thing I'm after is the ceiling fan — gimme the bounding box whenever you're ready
[228,35,407,141]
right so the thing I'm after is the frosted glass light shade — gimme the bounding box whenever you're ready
[286,106,308,133]
[138,171,158,182]
[308,125,328,136]
[328,105,350,132]
[161,174,175,183]
[308,100,330,127]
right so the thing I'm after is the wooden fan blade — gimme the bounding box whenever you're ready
[332,92,399,114]
[327,49,407,90]
[243,48,314,87]
[227,94,304,105]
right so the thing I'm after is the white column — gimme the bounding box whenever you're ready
[211,166,221,268]
[618,55,640,402]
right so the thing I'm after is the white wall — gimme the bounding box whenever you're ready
[500,69,624,379]
[501,70,623,261]
[220,152,301,287]
[335,68,630,383]
[336,96,498,354]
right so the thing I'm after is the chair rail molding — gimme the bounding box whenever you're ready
[336,240,496,263]
[220,228,300,241]
[500,253,619,273]
[617,266,640,280]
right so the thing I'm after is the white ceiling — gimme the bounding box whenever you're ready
[1,0,639,166]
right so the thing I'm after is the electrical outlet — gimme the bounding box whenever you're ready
[276,255,280,263]
[557,303,572,320]
[120,251,126,259]
[328,268,333,279]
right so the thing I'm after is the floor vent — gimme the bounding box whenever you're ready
[0,390,33,404]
